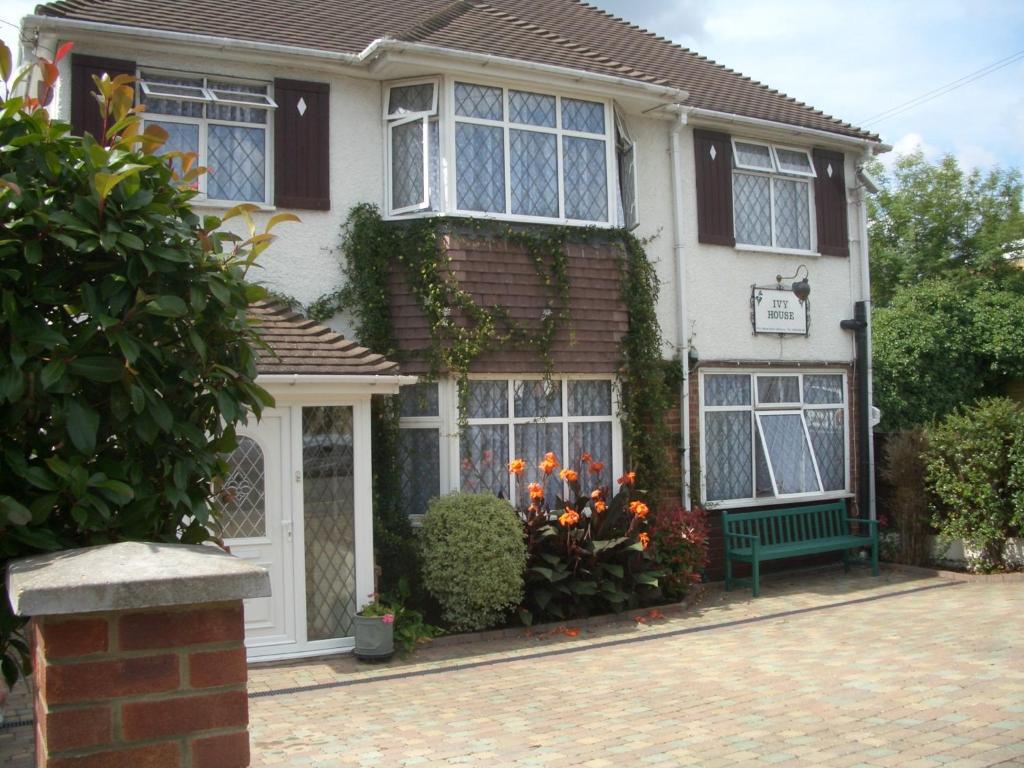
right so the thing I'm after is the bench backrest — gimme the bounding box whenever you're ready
[723,500,847,547]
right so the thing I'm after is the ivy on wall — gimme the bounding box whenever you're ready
[308,205,676,590]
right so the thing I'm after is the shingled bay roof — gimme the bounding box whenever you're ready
[249,301,400,376]
[36,0,878,142]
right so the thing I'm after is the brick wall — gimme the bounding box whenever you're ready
[32,601,250,768]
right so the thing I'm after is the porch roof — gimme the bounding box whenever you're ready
[249,301,400,376]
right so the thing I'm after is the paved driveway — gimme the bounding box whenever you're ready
[247,569,1024,767]
[3,568,1022,767]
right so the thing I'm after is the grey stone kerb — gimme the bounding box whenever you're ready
[6,542,271,617]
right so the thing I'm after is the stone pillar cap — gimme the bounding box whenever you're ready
[6,542,271,617]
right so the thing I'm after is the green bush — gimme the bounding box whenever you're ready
[420,493,526,631]
[0,44,285,686]
[924,398,1024,569]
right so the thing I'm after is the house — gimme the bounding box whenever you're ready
[19,0,888,660]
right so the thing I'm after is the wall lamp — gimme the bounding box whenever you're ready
[776,265,811,302]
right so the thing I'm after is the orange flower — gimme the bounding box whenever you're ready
[508,458,526,476]
[589,461,605,474]
[539,452,559,476]
[580,452,593,463]
[558,508,580,527]
[594,500,607,513]
[628,500,649,519]
[528,482,544,501]
[590,489,603,500]
[618,471,636,486]
[638,532,651,550]
[559,468,579,483]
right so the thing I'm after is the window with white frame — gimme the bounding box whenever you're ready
[732,139,816,252]
[384,78,637,227]
[396,383,442,518]
[139,70,276,204]
[701,371,848,505]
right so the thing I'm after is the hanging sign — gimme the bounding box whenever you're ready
[752,287,808,335]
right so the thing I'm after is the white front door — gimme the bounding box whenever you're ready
[221,409,296,653]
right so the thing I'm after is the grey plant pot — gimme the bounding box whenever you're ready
[354,615,394,661]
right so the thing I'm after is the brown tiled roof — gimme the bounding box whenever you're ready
[392,236,628,375]
[38,0,878,142]
[249,301,400,376]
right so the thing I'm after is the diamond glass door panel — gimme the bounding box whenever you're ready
[302,406,357,642]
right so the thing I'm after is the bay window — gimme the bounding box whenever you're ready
[139,70,276,204]
[732,139,816,252]
[384,78,636,227]
[700,371,848,506]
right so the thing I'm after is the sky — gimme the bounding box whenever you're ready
[3,0,1023,172]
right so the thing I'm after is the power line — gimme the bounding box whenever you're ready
[859,47,1024,127]
[0,18,20,31]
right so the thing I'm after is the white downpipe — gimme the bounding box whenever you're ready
[858,150,877,521]
[669,113,691,510]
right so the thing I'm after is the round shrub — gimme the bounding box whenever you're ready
[924,397,1024,569]
[420,493,526,632]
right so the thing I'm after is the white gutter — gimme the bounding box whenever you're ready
[688,107,891,153]
[668,112,692,510]
[857,149,877,521]
[257,374,419,387]
[22,15,689,103]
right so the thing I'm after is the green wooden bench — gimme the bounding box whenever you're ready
[722,500,879,597]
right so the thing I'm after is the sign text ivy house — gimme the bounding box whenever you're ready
[28,0,887,660]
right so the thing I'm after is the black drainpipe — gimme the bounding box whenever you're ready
[840,301,870,518]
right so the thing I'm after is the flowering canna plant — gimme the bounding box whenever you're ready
[510,452,660,624]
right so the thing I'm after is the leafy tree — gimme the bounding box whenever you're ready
[868,151,1024,307]
[0,43,290,686]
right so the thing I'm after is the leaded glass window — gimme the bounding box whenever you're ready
[702,371,848,504]
[139,70,274,203]
[219,436,267,539]
[397,383,443,519]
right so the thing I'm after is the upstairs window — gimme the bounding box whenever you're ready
[139,70,277,204]
[732,139,817,252]
[385,78,634,227]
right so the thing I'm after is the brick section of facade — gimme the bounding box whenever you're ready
[31,601,252,768]
[391,235,629,375]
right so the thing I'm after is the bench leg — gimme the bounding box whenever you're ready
[751,558,760,598]
[725,556,733,592]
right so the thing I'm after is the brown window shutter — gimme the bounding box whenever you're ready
[812,148,850,257]
[274,79,330,210]
[70,54,135,139]
[693,129,735,246]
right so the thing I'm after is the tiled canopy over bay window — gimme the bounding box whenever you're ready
[385,78,638,228]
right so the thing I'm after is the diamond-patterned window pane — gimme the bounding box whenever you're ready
[392,119,425,210]
[398,428,440,515]
[704,374,751,407]
[563,136,608,222]
[515,422,564,505]
[804,375,844,405]
[734,141,774,170]
[454,82,503,120]
[460,425,510,498]
[514,380,562,418]
[568,422,612,497]
[455,123,505,213]
[207,124,266,202]
[388,83,435,116]
[775,147,813,175]
[705,411,752,501]
[509,90,556,127]
[757,413,820,495]
[806,409,845,491]
[150,120,198,178]
[400,383,439,417]
[567,380,612,416]
[467,380,508,419]
[208,81,268,124]
[561,98,605,134]
[301,406,356,642]
[510,129,558,217]
[774,178,811,250]
[757,375,800,404]
[428,119,441,211]
[734,172,771,246]
[755,429,773,497]
[142,74,205,118]
[618,141,637,229]
[219,436,266,538]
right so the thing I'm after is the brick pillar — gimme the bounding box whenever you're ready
[6,542,270,768]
